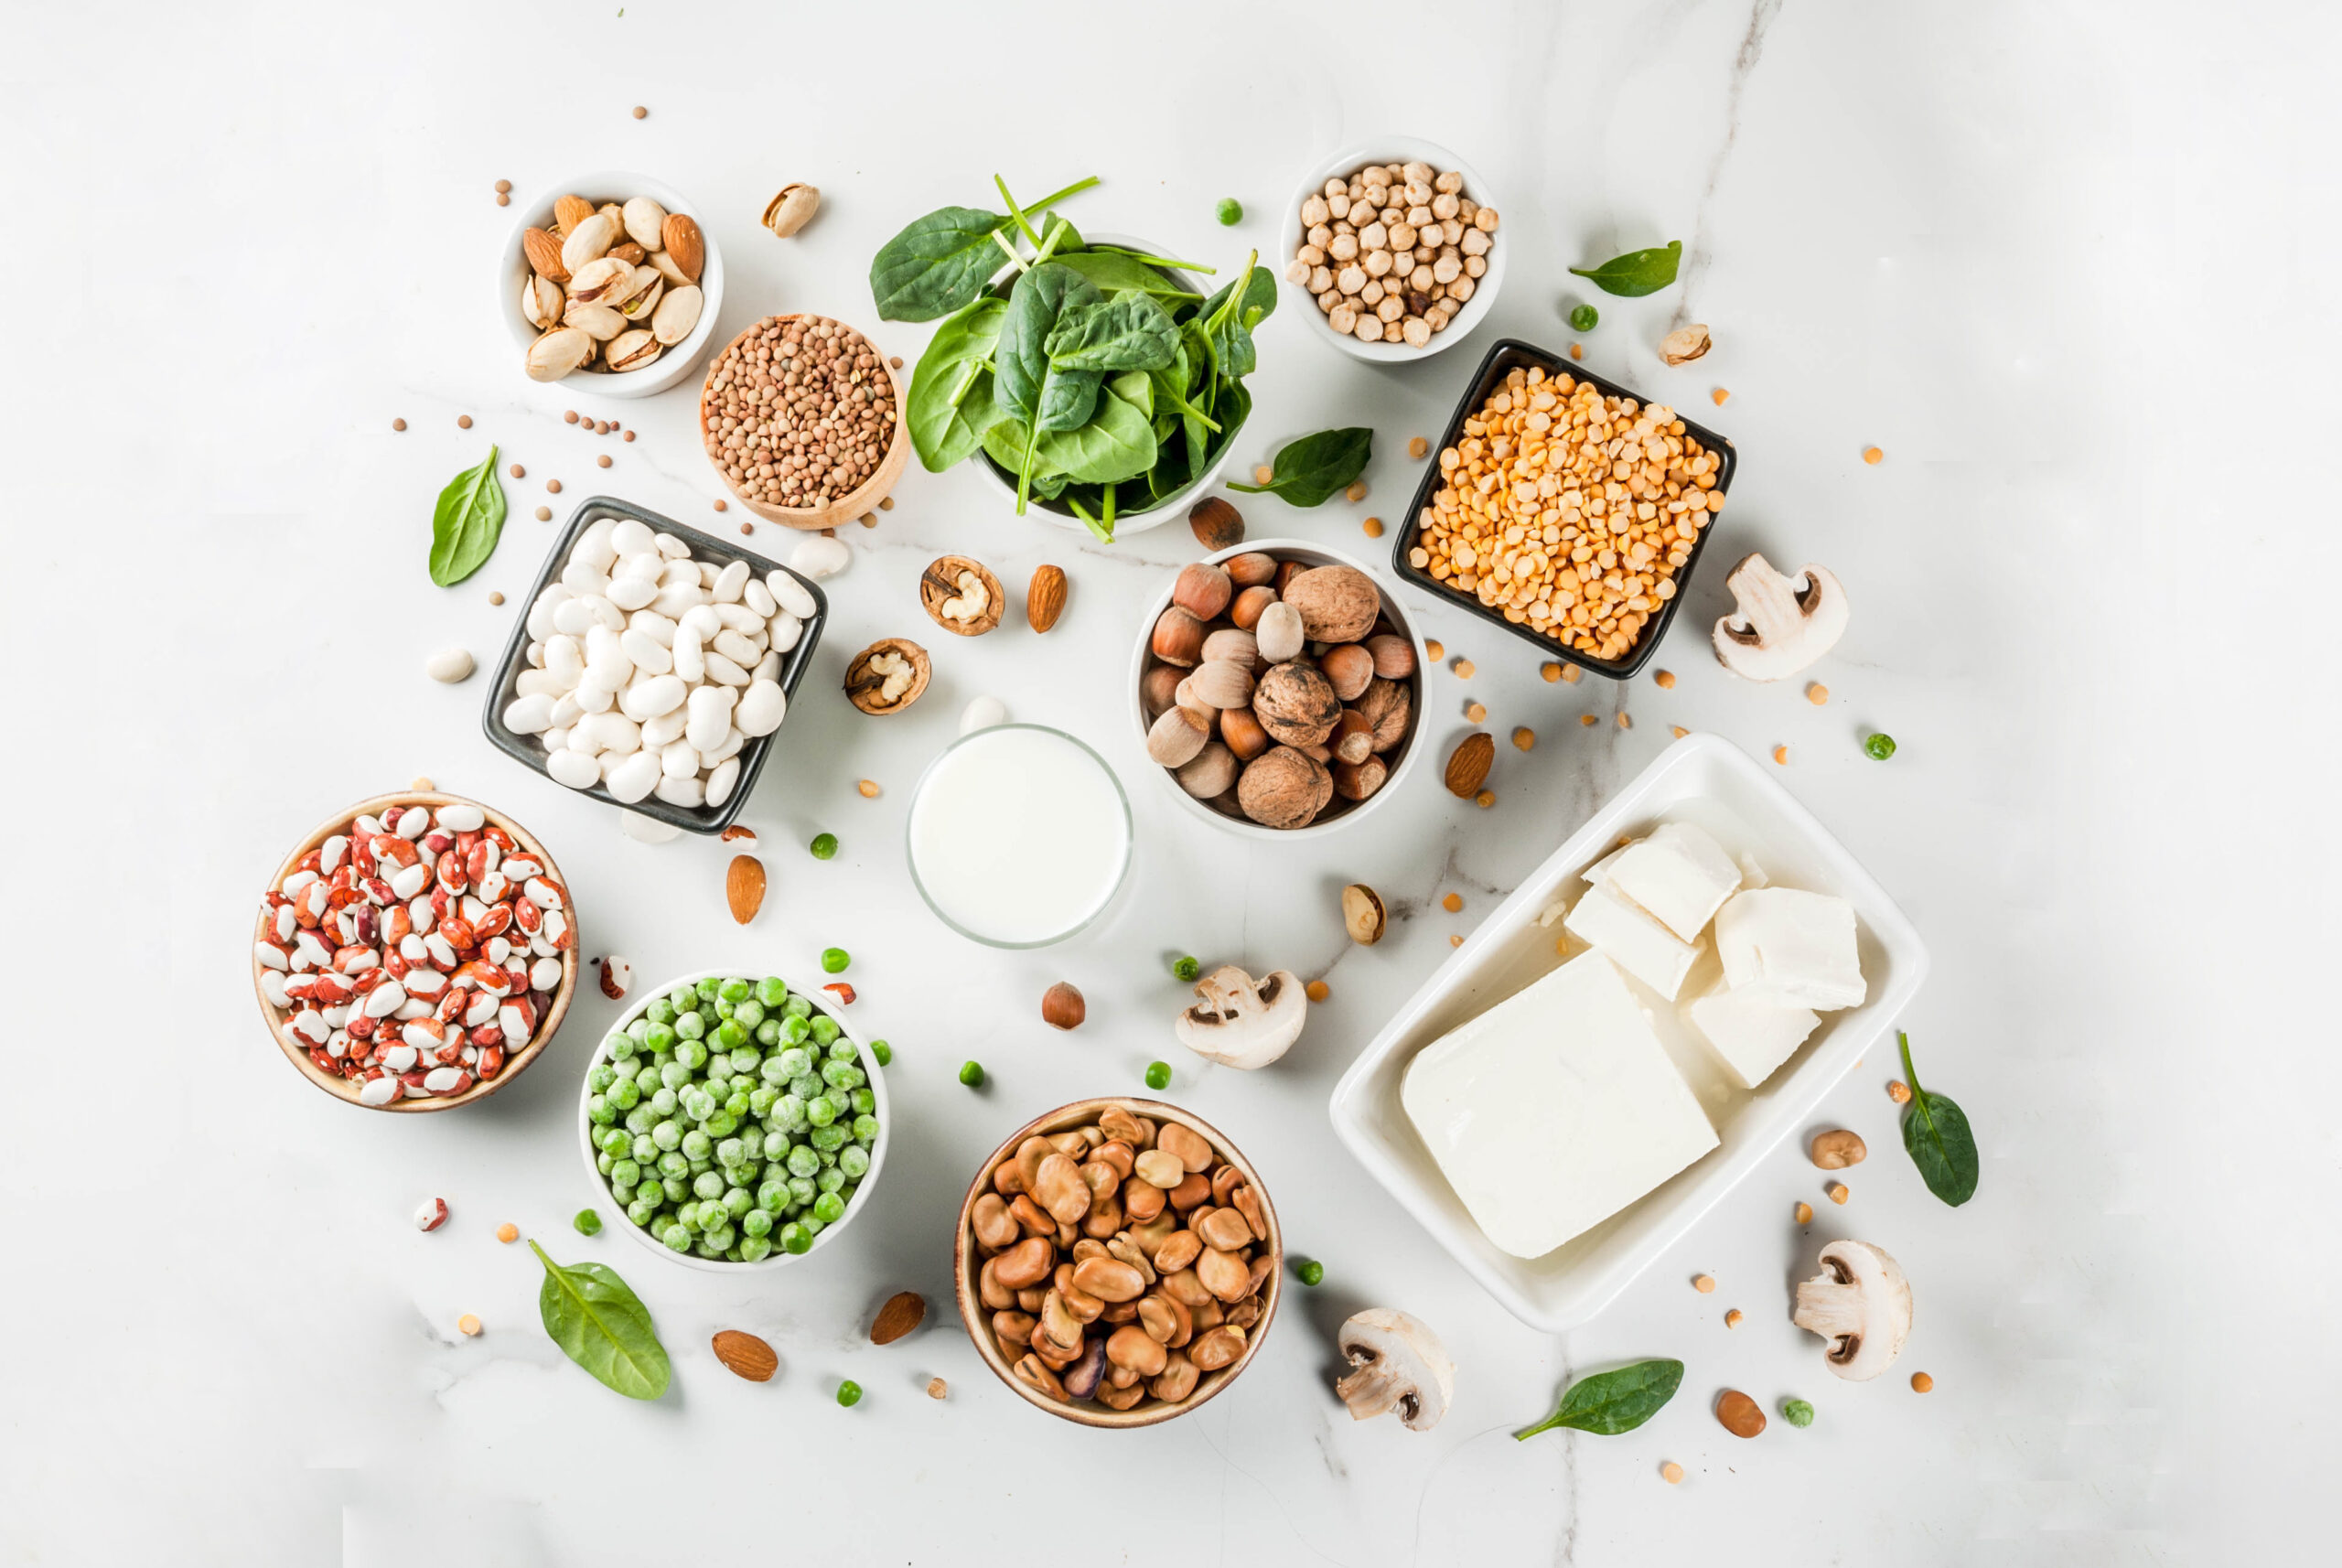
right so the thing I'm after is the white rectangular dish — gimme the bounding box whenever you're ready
[1327,733,1929,1332]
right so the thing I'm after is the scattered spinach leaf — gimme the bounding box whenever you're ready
[429,445,506,587]
[1226,426,1372,507]
[906,298,1007,471]
[528,1240,671,1401]
[1898,1031,1979,1207]
[1515,1359,1683,1441]
[1568,240,1683,297]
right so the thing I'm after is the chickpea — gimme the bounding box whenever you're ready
[1327,193,1350,220]
[1328,231,1359,262]
[1301,195,1330,226]
[1363,248,1392,277]
[1432,191,1460,221]
[1353,314,1384,342]
[1390,222,1418,251]
[1307,222,1332,250]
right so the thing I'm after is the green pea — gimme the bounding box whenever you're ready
[574,1208,603,1236]
[597,1125,629,1155]
[849,1088,876,1117]
[666,988,693,1013]
[1144,1061,1171,1090]
[717,1136,747,1166]
[959,1060,984,1088]
[662,1223,692,1252]
[790,1072,822,1101]
[1864,733,1897,760]
[757,1180,789,1213]
[694,978,722,1003]
[734,999,766,1030]
[869,1038,892,1066]
[753,975,786,1007]
[630,1133,657,1163]
[755,1018,782,1046]
[835,1380,863,1408]
[852,1112,879,1143]
[658,1149,688,1178]
[780,1224,811,1255]
[676,1038,708,1070]
[646,998,676,1026]
[693,1171,725,1200]
[1569,302,1599,331]
[716,1020,747,1050]
[661,1175,688,1202]
[810,1015,841,1047]
[821,947,850,974]
[812,1191,845,1223]
[650,1087,678,1116]
[810,1123,846,1153]
[611,1158,641,1187]
[644,1021,675,1052]
[718,977,752,1004]
[627,1196,660,1227]
[675,1010,705,1041]
[1173,955,1199,982]
[596,1150,616,1175]
[788,1176,816,1206]
[1296,1259,1325,1287]
[660,1058,691,1090]
[724,1186,755,1219]
[827,1036,855,1062]
[784,994,812,1020]
[1783,1398,1816,1427]
[587,1063,617,1092]
[712,998,736,1022]
[651,1120,682,1152]
[586,1095,615,1126]
[839,1144,871,1179]
[780,1014,811,1044]
[1215,197,1242,225]
[810,832,838,860]
[738,1234,773,1262]
[815,1167,846,1196]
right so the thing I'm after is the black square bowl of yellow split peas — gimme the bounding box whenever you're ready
[1391,338,1735,681]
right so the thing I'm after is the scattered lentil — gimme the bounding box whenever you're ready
[495,179,511,195]
[1305,980,1330,1003]
[1362,517,1384,538]
[1655,670,1676,689]
[1773,746,1789,765]
[412,775,435,790]
[1473,789,1495,808]
[1807,682,1829,705]
[856,779,880,799]
[489,591,504,606]
[496,1223,519,1244]
[1888,1079,1912,1103]
[739,522,753,536]
[509,463,524,478]
[1795,1201,1813,1223]
[1910,1372,1934,1392]
[496,193,509,207]
[1409,436,1430,459]
[623,430,636,442]
[889,355,904,370]
[1661,1462,1684,1484]
[1465,702,1487,723]
[564,410,580,424]
[878,496,895,510]
[1724,1309,1743,1328]
[1513,726,1535,751]
[535,506,553,521]
[1568,343,1583,360]
[391,417,406,431]
[457,414,472,429]
[1828,1183,1849,1205]
[1693,1274,1715,1294]
[714,498,728,510]
[458,1314,482,1336]
[1442,893,1463,913]
[1617,712,1632,729]
[597,455,612,468]
[546,479,563,493]
[1345,480,1368,504]
[632,105,648,118]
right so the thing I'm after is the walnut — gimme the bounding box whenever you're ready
[1351,677,1413,754]
[1252,662,1341,747]
[1236,746,1332,830]
[1279,565,1381,643]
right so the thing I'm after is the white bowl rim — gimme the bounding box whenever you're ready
[575,964,891,1273]
[498,168,726,400]
[968,231,1241,535]
[1128,537,1430,840]
[1274,135,1507,364]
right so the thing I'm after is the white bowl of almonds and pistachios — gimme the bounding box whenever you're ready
[500,169,725,399]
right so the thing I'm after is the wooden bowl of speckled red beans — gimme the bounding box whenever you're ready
[250,791,579,1112]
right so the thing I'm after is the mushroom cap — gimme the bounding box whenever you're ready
[1712,553,1850,682]
[1174,965,1306,1069]
[1336,1307,1456,1431]
[1791,1239,1912,1380]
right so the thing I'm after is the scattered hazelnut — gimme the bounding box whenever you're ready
[1041,983,1086,1031]
[1188,497,1245,551]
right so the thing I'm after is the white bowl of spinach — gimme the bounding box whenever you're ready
[870,177,1273,542]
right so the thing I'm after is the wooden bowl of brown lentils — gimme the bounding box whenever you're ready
[954,1098,1282,1427]
[697,313,910,531]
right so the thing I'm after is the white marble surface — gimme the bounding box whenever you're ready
[9,1,2331,1562]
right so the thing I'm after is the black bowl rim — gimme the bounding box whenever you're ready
[1385,338,1736,681]
[479,496,828,834]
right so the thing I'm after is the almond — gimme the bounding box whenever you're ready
[711,1328,778,1382]
[1443,731,1494,798]
[661,213,704,282]
[521,226,570,284]
[553,194,596,236]
[725,854,767,924]
[870,1291,927,1346]
[1026,564,1068,633]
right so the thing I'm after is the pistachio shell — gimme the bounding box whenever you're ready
[520,274,564,331]
[621,196,669,251]
[615,268,663,322]
[565,255,635,306]
[606,328,662,373]
[563,301,628,341]
[650,284,703,346]
[525,327,593,382]
[559,211,618,275]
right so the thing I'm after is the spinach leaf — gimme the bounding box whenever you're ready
[1568,240,1683,297]
[1036,375,1156,483]
[528,1240,671,1401]
[1225,425,1371,507]
[981,422,1071,499]
[1898,1031,1980,1207]
[1049,250,1203,300]
[906,298,1007,471]
[1516,1359,1684,1440]
[1198,253,1275,379]
[1045,294,1177,373]
[429,445,506,586]
[995,263,1103,434]
[870,206,1014,322]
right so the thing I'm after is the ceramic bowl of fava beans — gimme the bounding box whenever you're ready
[954,1098,1281,1427]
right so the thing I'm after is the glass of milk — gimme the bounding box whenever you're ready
[906,725,1133,947]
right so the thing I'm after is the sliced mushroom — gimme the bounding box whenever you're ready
[1791,1239,1913,1380]
[1335,1308,1455,1432]
[1711,553,1850,682]
[1174,964,1306,1069]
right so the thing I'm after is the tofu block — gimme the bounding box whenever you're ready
[1565,881,1702,1000]
[1682,977,1821,1089]
[1605,822,1742,941]
[1580,840,1636,886]
[1714,888,1866,1010]
[1735,851,1768,890]
[1402,952,1719,1258]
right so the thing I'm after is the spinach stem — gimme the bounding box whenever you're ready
[948,359,985,408]
[1066,495,1112,543]
[994,175,1046,249]
[989,230,1028,273]
[1165,389,1220,433]
[1103,481,1116,530]
[1113,250,1217,274]
[1022,175,1101,215]
[1031,216,1070,268]
[1015,424,1037,514]
[1898,1031,1934,1133]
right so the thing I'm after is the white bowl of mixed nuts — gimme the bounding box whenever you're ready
[499,169,725,399]
[1276,137,1505,363]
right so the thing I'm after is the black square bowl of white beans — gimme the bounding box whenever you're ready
[481,497,828,835]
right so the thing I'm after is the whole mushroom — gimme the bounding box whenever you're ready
[1335,1308,1455,1432]
[1175,964,1306,1069]
[1791,1239,1913,1380]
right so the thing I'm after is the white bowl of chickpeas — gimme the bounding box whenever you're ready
[1278,137,1505,362]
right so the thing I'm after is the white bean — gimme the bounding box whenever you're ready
[650,583,704,618]
[672,626,706,683]
[713,560,751,603]
[515,668,565,699]
[713,629,760,668]
[768,612,802,652]
[705,756,742,808]
[619,628,672,675]
[560,561,612,596]
[609,519,654,557]
[703,652,751,687]
[735,679,787,737]
[639,706,689,748]
[605,750,661,803]
[684,684,735,752]
[425,648,474,683]
[653,774,704,808]
[654,532,692,559]
[626,609,676,648]
[544,636,585,684]
[502,694,553,734]
[607,575,659,612]
[743,580,776,618]
[660,737,701,779]
[552,598,596,636]
[767,569,817,619]
[548,747,603,789]
[618,673,687,720]
[790,535,850,580]
[700,725,745,767]
[574,517,618,568]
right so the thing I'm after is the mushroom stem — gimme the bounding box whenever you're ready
[1336,1355,1411,1423]
[1792,1273,1868,1359]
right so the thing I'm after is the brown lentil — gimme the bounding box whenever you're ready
[412,775,435,790]
[889,355,904,370]
[704,315,899,510]
[1305,981,1329,1003]
[494,179,511,195]
[624,430,636,442]
[534,506,553,521]
[391,417,406,431]
[565,410,580,424]
[546,479,562,494]
[597,455,612,468]
[1409,436,1429,459]
[631,104,648,118]
[879,496,895,510]
[714,498,728,511]
[495,192,509,207]
[1911,1372,1934,1393]
[457,414,472,429]
[1512,726,1535,750]
[488,591,504,607]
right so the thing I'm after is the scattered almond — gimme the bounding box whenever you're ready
[1027,564,1069,632]
[712,1328,779,1381]
[725,855,768,923]
[1444,732,1494,797]
[871,1291,928,1345]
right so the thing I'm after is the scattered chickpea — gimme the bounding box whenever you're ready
[624,430,636,442]
[927,1377,949,1400]
[1795,1201,1813,1224]
[534,507,553,521]
[564,411,580,424]
[1561,664,1582,685]
[861,514,878,528]
[457,414,472,429]
[1442,893,1463,913]
[412,776,435,791]
[1807,682,1829,705]
[1581,714,1597,727]
[1661,1462,1684,1485]
[1474,789,1495,809]
[546,479,563,494]
[1453,659,1475,679]
[597,455,613,468]
[1465,701,1487,724]
[1711,388,1729,404]
[631,104,648,118]
[1512,726,1535,751]
[739,522,754,536]
[1362,517,1384,538]
[714,498,729,511]
[1305,981,1330,1003]
[1692,1273,1715,1294]
[857,779,880,799]
[1541,662,1563,682]
[1864,446,1884,465]
[1617,713,1631,729]
[391,417,406,431]
[1654,670,1676,689]
[1253,464,1274,486]
[1828,1183,1850,1205]
[1344,480,1368,504]
[1408,436,1429,459]
[1671,725,1689,739]
[1888,1079,1912,1103]
[1773,745,1789,765]
[489,591,504,607]
[890,356,905,370]
[494,179,512,195]
[457,1314,482,1337]
[1424,639,1445,660]
[496,1223,519,1243]
[508,463,524,479]
[1910,1372,1934,1393]
[1724,1309,1743,1328]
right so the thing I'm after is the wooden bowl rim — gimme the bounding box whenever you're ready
[843,636,931,715]
[697,313,909,530]
[250,790,580,1113]
[919,555,1006,637]
[951,1096,1282,1429]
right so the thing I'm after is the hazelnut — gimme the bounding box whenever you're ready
[1253,662,1341,746]
[1042,983,1086,1030]
[1273,561,1305,595]
[1187,659,1256,710]
[1176,740,1238,799]
[1364,633,1416,680]
[1280,565,1380,642]
[1319,643,1375,701]
[1188,497,1245,552]
[1145,706,1209,767]
[1230,585,1278,630]
[1172,675,1215,725]
[1219,707,1271,761]
[1351,678,1413,753]
[1330,755,1387,800]
[1255,601,1306,664]
[1172,562,1234,622]
[1151,606,1207,667]
[1141,663,1184,718]
[1330,709,1376,765]
[1237,746,1333,830]
[1200,628,1260,669]
[1224,552,1279,587]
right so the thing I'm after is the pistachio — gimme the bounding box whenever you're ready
[762,182,822,238]
[559,211,619,275]
[621,196,669,251]
[648,248,694,289]
[565,255,636,306]
[563,301,628,341]
[520,274,564,332]
[651,283,703,346]
[606,328,661,373]
[612,267,663,322]
[524,327,594,382]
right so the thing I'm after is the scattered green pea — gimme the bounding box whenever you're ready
[1144,1060,1171,1091]
[822,947,850,974]
[1173,955,1199,982]
[573,1208,603,1236]
[1295,1259,1325,1287]
[1215,197,1242,226]
[1569,302,1599,332]
[1864,733,1897,760]
[810,832,838,860]
[959,1060,984,1088]
[1783,1398,1816,1427]
[836,1380,863,1408]
[870,1038,892,1066]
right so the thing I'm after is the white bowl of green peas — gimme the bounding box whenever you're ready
[577,967,891,1272]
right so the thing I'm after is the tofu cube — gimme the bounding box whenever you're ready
[1604,822,1743,941]
[1682,977,1821,1089]
[1713,888,1866,1010]
[1564,881,1701,1000]
[1402,951,1719,1257]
